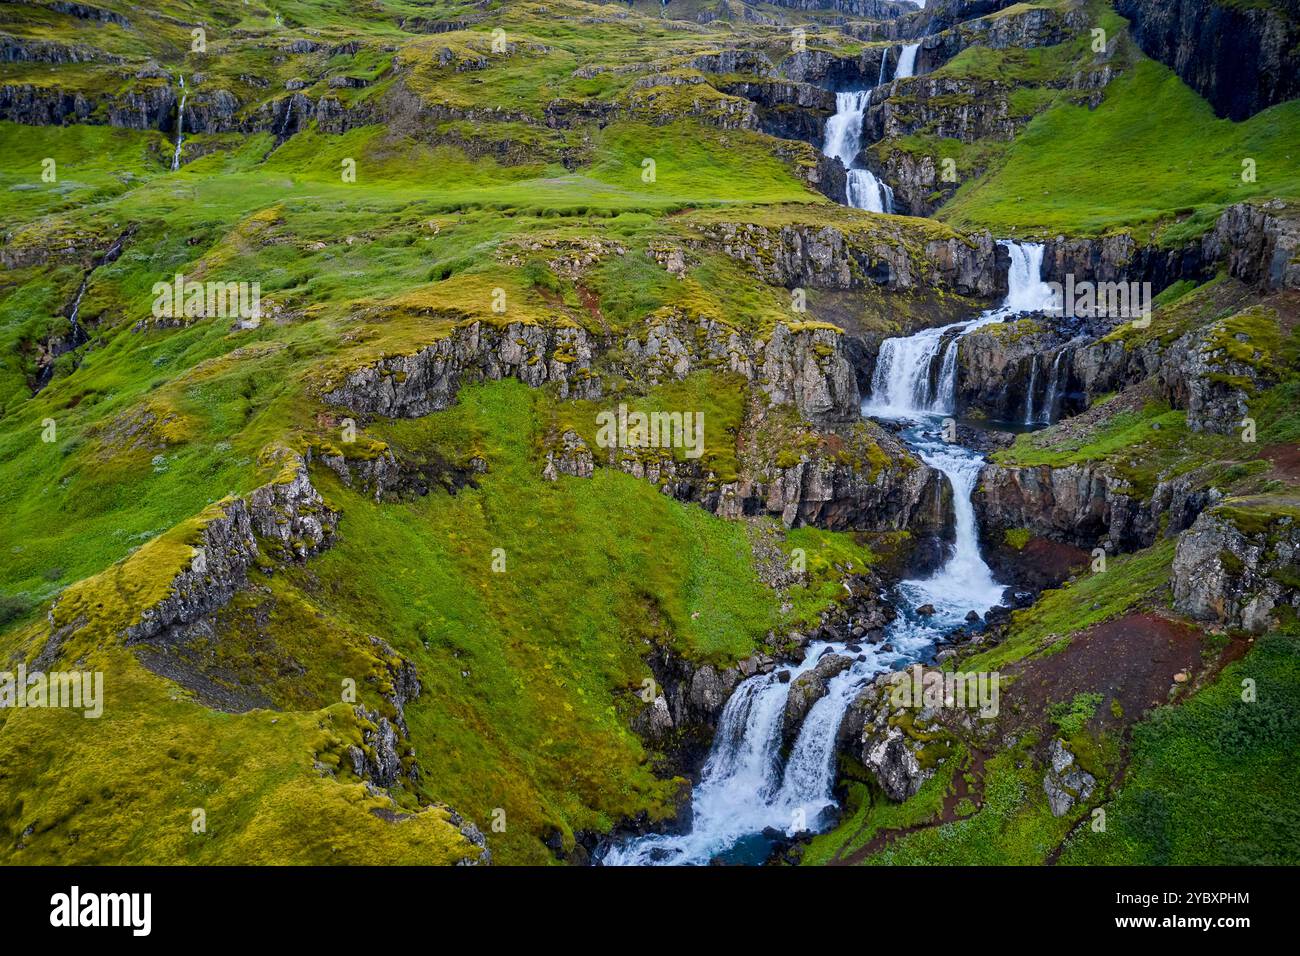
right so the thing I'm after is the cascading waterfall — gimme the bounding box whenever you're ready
[821,45,897,215]
[171,76,186,171]
[823,91,892,214]
[868,241,1056,416]
[896,43,919,80]
[600,244,1052,867]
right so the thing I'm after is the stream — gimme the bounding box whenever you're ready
[599,242,1055,865]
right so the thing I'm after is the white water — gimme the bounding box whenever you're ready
[1040,349,1067,425]
[1024,353,1039,425]
[823,90,892,214]
[171,76,186,171]
[867,242,1056,417]
[600,247,1055,867]
[818,45,920,215]
[896,43,919,80]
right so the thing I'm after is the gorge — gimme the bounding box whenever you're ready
[602,240,1058,865]
[0,0,1296,872]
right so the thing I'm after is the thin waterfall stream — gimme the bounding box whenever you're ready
[600,243,1055,866]
[171,76,186,171]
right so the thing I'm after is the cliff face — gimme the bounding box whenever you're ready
[1115,0,1300,120]
[864,75,1024,144]
[1042,201,1300,295]
[320,314,862,427]
[976,459,1217,553]
[1173,506,1300,632]
[691,219,1006,298]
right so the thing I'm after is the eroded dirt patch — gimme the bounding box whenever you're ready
[1000,612,1209,733]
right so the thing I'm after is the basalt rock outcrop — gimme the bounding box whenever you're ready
[955,321,1078,424]
[777,45,890,87]
[1172,506,1300,633]
[1042,738,1096,816]
[1041,201,1300,295]
[837,671,939,801]
[321,321,601,419]
[1115,0,1300,120]
[717,77,836,145]
[572,414,953,538]
[782,651,854,748]
[976,459,1218,554]
[691,219,1006,298]
[121,452,338,646]
[633,645,764,771]
[911,2,1089,76]
[1157,306,1283,435]
[921,0,1024,35]
[314,441,485,502]
[863,75,1023,144]
[325,308,954,540]
[323,313,862,427]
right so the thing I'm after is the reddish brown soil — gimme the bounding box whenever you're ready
[991,536,1091,591]
[575,282,606,330]
[1260,443,1300,483]
[1000,612,1208,733]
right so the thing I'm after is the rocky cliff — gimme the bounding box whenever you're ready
[1115,0,1300,119]
[691,218,1006,297]
[1172,505,1300,631]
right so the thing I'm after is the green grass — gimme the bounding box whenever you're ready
[1061,630,1300,864]
[0,648,482,865]
[862,746,1075,865]
[942,59,1300,237]
[801,751,966,865]
[3,0,1299,867]
[964,540,1177,672]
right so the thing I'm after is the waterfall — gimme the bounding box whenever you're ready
[867,241,1055,417]
[599,249,1058,866]
[171,76,186,171]
[896,43,919,80]
[1023,354,1038,425]
[1041,350,1066,425]
[823,91,892,214]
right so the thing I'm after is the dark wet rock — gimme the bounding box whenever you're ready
[864,74,1026,146]
[782,653,854,748]
[1041,201,1300,296]
[977,458,1220,554]
[314,441,480,503]
[1116,0,1300,120]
